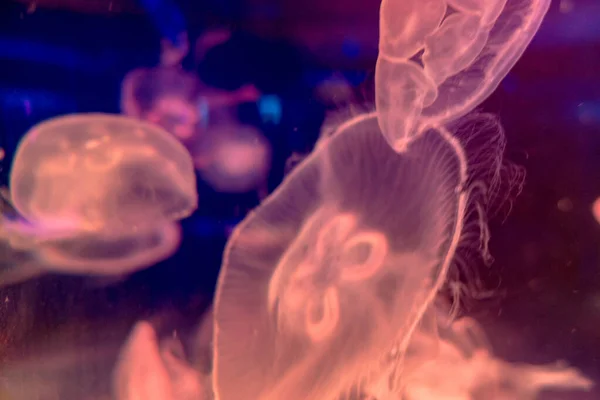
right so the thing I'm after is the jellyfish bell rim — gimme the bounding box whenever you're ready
[34,222,183,276]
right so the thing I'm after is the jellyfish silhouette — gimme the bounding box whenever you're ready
[0,113,197,285]
[211,110,524,400]
[375,0,552,151]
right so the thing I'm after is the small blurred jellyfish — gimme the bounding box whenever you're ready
[375,0,552,151]
[0,113,197,286]
[592,197,600,225]
[121,26,260,144]
[121,67,203,143]
[121,25,268,195]
[211,111,527,400]
[113,320,207,400]
[120,63,267,194]
[193,123,271,194]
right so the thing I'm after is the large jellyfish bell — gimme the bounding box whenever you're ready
[0,113,197,283]
[211,110,515,400]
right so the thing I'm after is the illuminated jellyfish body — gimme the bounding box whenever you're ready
[212,111,519,400]
[121,67,203,142]
[0,113,197,284]
[194,123,271,194]
[375,0,551,151]
[121,65,266,193]
[207,0,593,397]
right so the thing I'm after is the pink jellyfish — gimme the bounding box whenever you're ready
[376,0,552,151]
[211,111,523,400]
[0,113,197,285]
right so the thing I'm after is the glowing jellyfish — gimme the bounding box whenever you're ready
[121,64,261,139]
[592,197,600,225]
[194,123,271,194]
[0,113,197,284]
[121,67,203,142]
[375,0,552,151]
[212,112,518,400]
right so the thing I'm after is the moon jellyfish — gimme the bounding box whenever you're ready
[212,111,518,400]
[121,67,203,142]
[194,123,271,194]
[0,113,197,284]
[375,0,551,151]
[11,113,196,228]
[121,65,264,181]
